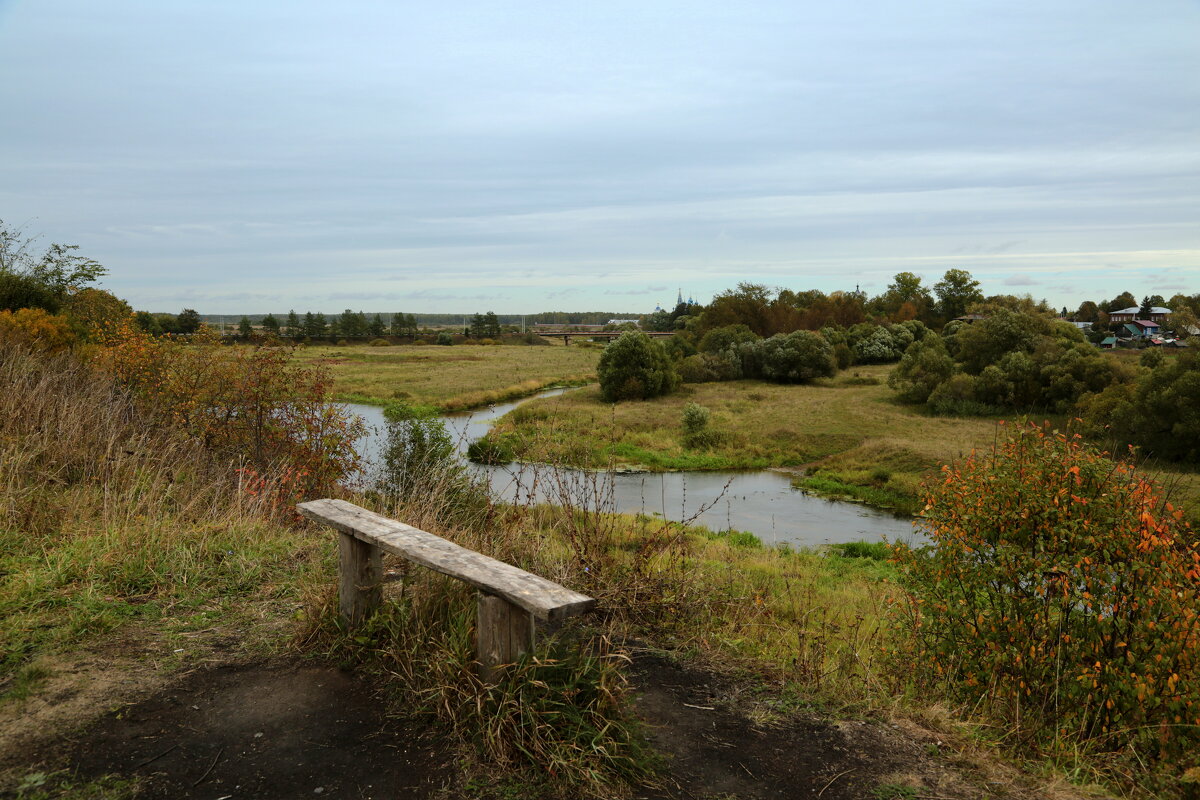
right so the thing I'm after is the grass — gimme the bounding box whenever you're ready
[489,365,1000,512]
[293,342,599,409]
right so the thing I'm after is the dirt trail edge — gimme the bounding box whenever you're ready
[5,653,1096,799]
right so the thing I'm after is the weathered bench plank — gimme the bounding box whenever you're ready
[298,498,596,621]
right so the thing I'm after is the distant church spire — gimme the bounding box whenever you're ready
[677,288,684,307]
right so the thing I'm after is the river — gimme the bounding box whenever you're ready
[346,390,921,549]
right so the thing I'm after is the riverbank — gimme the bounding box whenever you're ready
[293,342,599,410]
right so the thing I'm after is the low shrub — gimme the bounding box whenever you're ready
[466,434,517,465]
[369,338,391,347]
[681,402,720,449]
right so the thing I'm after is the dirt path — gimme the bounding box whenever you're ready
[4,652,1092,800]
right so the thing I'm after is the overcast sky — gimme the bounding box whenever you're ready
[1,1,1197,314]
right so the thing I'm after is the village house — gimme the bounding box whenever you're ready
[1108,305,1171,323]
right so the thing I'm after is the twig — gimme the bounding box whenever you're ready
[191,746,223,787]
[682,703,715,710]
[132,743,178,770]
[817,768,853,798]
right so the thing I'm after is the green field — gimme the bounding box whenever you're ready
[293,342,600,410]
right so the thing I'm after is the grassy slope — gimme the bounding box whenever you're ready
[294,342,600,410]
[490,364,1001,513]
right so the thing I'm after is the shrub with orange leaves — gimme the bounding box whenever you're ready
[894,422,1200,775]
[93,318,364,509]
[0,307,76,352]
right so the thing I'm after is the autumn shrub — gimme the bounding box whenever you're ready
[94,320,363,505]
[0,307,75,352]
[894,423,1200,779]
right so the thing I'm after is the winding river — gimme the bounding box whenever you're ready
[347,390,921,549]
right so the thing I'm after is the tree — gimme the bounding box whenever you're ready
[700,282,773,337]
[1074,300,1099,322]
[389,312,406,336]
[284,310,300,337]
[0,220,107,313]
[597,331,680,401]
[238,316,253,337]
[468,313,486,338]
[338,309,365,338]
[176,308,202,334]
[932,269,983,320]
[133,310,163,336]
[878,271,933,319]
[368,313,386,338]
[262,313,280,334]
[1104,291,1137,312]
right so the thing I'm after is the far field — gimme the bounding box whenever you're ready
[294,342,600,410]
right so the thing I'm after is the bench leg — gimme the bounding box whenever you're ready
[338,532,382,626]
[476,593,535,682]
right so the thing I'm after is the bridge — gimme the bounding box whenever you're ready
[531,325,675,345]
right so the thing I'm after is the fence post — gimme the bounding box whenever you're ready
[338,532,382,625]
[476,592,535,682]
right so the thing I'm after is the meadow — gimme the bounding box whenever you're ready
[292,341,599,410]
[488,364,1001,514]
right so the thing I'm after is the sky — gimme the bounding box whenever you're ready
[1,1,1198,315]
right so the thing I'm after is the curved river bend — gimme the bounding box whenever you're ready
[347,391,921,550]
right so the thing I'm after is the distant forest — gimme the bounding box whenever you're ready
[196,311,640,327]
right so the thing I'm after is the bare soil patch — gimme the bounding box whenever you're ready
[37,662,451,799]
[628,652,1095,800]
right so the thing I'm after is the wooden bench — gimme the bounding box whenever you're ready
[297,498,596,680]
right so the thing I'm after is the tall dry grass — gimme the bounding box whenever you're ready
[0,343,328,673]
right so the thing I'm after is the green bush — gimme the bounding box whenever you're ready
[436,332,453,346]
[1079,348,1200,463]
[466,434,516,465]
[892,335,955,402]
[597,331,679,402]
[754,330,836,384]
[895,423,1200,774]
[697,323,759,354]
[677,352,740,383]
[681,402,719,449]
[369,338,390,347]
[377,403,486,525]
